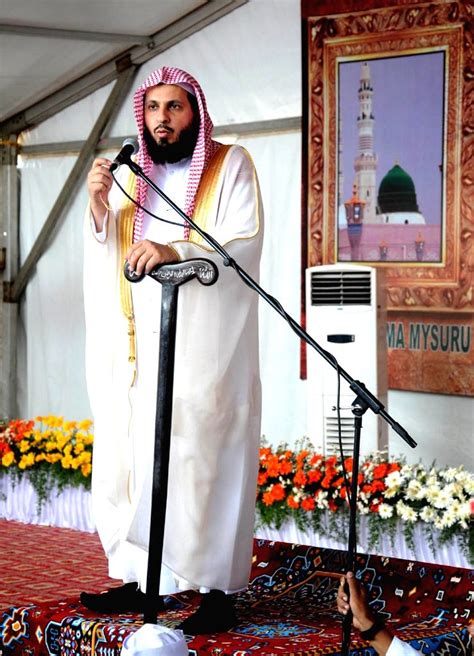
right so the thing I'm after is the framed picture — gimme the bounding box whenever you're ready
[303,0,472,312]
[302,0,473,394]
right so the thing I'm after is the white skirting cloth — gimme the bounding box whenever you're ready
[255,519,470,569]
[0,478,468,569]
[0,476,95,532]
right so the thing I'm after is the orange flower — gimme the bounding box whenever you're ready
[279,460,293,475]
[308,470,323,483]
[262,490,275,506]
[287,495,299,509]
[373,463,389,479]
[294,470,307,486]
[388,462,401,474]
[296,450,309,467]
[257,471,268,486]
[343,457,354,471]
[301,497,315,511]
[265,455,280,477]
[272,483,286,501]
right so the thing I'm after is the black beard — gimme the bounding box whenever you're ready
[144,118,200,165]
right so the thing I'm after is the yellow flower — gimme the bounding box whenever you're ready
[19,453,35,469]
[76,452,91,465]
[19,439,31,453]
[63,421,77,432]
[35,453,45,462]
[78,419,93,431]
[60,436,72,451]
[2,451,15,467]
[74,443,85,454]
[81,463,92,477]
[61,454,73,469]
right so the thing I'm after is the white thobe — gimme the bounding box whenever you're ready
[83,145,263,594]
[387,637,421,655]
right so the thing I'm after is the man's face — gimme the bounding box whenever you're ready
[144,84,195,147]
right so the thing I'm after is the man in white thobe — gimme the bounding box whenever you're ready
[81,67,263,634]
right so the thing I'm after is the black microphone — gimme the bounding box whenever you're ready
[109,138,139,172]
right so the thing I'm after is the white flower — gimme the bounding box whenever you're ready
[378,503,394,519]
[385,470,402,487]
[425,485,441,506]
[462,476,474,495]
[432,487,452,510]
[400,465,413,478]
[419,506,436,523]
[441,467,460,483]
[441,508,458,528]
[315,491,328,510]
[458,501,471,520]
[406,479,424,500]
[433,515,445,530]
[384,486,399,499]
[396,501,418,523]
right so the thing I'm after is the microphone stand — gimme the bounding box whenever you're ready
[122,155,417,651]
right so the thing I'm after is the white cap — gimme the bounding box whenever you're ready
[174,81,195,96]
[121,624,188,656]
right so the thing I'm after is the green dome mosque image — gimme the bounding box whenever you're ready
[375,163,426,224]
[377,163,419,214]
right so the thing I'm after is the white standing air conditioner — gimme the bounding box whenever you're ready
[305,264,388,457]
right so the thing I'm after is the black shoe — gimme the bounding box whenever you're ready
[80,582,163,614]
[178,590,237,635]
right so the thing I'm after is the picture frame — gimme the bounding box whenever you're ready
[303,0,473,313]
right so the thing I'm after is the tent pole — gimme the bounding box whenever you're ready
[3,65,138,305]
[0,134,19,418]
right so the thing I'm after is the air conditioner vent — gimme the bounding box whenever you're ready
[310,270,372,306]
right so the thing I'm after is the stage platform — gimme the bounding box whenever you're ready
[1,539,472,655]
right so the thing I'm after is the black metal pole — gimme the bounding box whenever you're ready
[341,405,364,655]
[124,259,218,625]
[143,282,179,624]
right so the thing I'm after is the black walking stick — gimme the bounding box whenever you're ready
[124,258,219,624]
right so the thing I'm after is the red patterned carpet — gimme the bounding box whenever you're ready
[1,538,471,656]
[0,519,113,609]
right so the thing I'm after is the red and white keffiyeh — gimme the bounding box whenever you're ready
[132,66,220,241]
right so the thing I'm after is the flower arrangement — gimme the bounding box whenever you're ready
[256,441,473,563]
[1,419,472,562]
[0,416,93,508]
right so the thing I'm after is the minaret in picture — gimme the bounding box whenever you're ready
[354,62,377,223]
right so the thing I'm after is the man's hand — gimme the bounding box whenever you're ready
[126,240,179,276]
[87,157,113,231]
[337,571,375,631]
